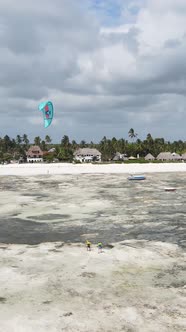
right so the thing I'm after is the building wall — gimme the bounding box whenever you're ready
[27,158,43,163]
[74,154,101,162]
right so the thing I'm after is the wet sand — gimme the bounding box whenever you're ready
[0,173,185,248]
[0,241,186,332]
[0,168,186,331]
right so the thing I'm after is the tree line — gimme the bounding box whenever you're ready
[0,129,186,163]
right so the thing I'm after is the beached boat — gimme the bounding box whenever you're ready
[164,187,176,192]
[128,175,146,180]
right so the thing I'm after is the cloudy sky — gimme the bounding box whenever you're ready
[0,0,186,143]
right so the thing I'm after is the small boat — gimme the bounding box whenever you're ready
[128,175,146,181]
[164,187,176,192]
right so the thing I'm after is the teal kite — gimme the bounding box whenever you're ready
[38,101,54,128]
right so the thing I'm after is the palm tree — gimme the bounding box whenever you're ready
[3,135,11,151]
[45,135,52,144]
[22,134,29,148]
[80,140,86,148]
[57,147,73,161]
[41,140,46,151]
[61,135,70,147]
[128,128,137,141]
[16,135,22,145]
[34,136,41,146]
[71,140,77,150]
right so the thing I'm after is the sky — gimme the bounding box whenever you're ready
[0,0,186,143]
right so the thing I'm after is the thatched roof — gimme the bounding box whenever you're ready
[145,153,155,160]
[74,148,101,157]
[113,152,122,161]
[128,156,136,160]
[156,152,172,160]
[181,153,186,160]
[171,152,181,160]
[156,152,181,160]
[26,145,43,157]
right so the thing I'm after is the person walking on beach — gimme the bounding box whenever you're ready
[97,242,103,253]
[86,240,91,251]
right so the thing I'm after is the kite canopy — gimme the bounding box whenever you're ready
[38,101,54,128]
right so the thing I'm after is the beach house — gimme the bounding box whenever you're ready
[156,152,181,161]
[26,145,44,162]
[73,148,101,162]
[145,153,155,161]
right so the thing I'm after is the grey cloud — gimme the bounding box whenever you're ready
[0,0,99,101]
[0,0,186,142]
[0,16,42,54]
[164,39,181,49]
[101,27,139,53]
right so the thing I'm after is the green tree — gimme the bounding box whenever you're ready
[3,152,12,162]
[71,140,77,150]
[16,135,22,145]
[3,135,12,151]
[61,135,70,148]
[111,137,118,151]
[80,140,86,148]
[117,138,127,154]
[128,128,137,141]
[99,137,115,161]
[45,135,52,144]
[41,140,46,151]
[22,134,29,148]
[34,136,41,146]
[57,147,73,161]
[142,133,154,156]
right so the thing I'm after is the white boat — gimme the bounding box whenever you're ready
[164,187,176,192]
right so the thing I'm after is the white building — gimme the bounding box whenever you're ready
[73,148,101,162]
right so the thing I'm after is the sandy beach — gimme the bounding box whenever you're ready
[1,161,186,176]
[0,163,186,331]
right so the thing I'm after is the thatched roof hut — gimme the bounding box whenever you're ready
[145,153,155,161]
[26,146,43,158]
[156,152,181,161]
[74,148,101,158]
[171,152,181,160]
[156,152,172,160]
[113,152,121,161]
[74,148,101,162]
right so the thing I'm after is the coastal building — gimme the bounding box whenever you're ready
[26,145,44,162]
[171,152,181,160]
[181,153,186,161]
[74,148,101,162]
[128,156,136,160]
[113,152,122,161]
[145,153,155,161]
[156,152,172,161]
[113,152,128,161]
[157,152,181,161]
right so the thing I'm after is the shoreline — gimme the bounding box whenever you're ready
[1,162,186,176]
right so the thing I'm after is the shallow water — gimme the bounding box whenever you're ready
[0,173,186,248]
